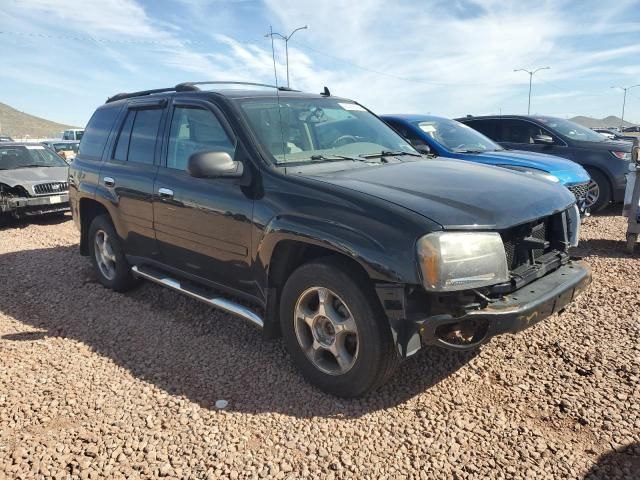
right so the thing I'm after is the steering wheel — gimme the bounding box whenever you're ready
[332,135,359,147]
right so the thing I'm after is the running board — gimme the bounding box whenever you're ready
[131,265,264,328]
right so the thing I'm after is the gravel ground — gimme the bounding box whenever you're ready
[0,212,638,480]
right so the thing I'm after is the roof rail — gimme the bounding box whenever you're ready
[175,81,299,92]
[105,81,298,104]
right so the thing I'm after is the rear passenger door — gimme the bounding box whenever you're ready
[99,99,166,258]
[153,99,254,297]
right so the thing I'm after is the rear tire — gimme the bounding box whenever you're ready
[88,215,138,292]
[585,169,611,213]
[279,257,399,397]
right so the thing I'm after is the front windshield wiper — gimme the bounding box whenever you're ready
[309,154,362,162]
[359,150,422,159]
[14,164,51,168]
[453,149,484,154]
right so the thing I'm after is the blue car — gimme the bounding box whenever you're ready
[382,114,593,211]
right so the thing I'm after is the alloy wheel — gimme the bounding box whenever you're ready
[583,180,600,210]
[94,229,117,280]
[294,287,359,375]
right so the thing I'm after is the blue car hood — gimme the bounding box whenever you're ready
[465,149,590,185]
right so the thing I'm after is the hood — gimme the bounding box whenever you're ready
[309,159,575,230]
[0,166,69,194]
[469,149,591,185]
[571,138,633,152]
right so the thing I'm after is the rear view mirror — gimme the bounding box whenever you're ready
[414,144,432,155]
[187,151,243,178]
[533,134,554,145]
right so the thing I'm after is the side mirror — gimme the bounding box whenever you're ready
[533,134,554,145]
[187,151,243,178]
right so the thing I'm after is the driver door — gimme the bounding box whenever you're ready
[153,99,254,296]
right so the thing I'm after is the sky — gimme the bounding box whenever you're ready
[1,0,639,127]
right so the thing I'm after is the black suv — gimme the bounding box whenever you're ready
[69,82,591,397]
[456,115,635,212]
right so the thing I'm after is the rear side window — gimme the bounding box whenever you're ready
[128,109,162,165]
[464,119,497,139]
[79,108,119,159]
[111,108,162,164]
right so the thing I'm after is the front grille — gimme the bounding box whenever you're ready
[567,182,590,202]
[33,182,68,195]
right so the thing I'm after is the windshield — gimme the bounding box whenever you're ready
[239,98,417,164]
[414,118,502,152]
[0,145,68,169]
[536,118,605,142]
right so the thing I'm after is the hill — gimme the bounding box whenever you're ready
[0,102,79,138]
[570,115,636,129]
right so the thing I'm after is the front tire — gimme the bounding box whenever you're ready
[280,257,399,397]
[585,169,611,213]
[88,215,138,292]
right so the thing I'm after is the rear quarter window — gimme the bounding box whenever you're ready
[79,107,120,159]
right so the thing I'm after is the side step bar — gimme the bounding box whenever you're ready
[131,265,264,328]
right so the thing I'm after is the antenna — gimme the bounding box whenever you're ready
[268,25,287,163]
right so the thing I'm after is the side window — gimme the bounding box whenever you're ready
[387,121,427,148]
[79,107,119,159]
[113,111,135,161]
[127,108,163,165]
[464,119,496,139]
[167,106,235,171]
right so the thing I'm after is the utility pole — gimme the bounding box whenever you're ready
[265,25,308,88]
[611,84,640,129]
[513,66,550,114]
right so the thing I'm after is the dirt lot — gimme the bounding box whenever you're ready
[0,212,638,479]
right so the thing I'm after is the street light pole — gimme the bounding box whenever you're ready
[611,84,640,129]
[265,25,308,88]
[513,66,550,114]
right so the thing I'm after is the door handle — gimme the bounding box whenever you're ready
[158,188,174,199]
[103,177,115,187]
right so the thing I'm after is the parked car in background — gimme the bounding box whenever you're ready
[592,128,639,146]
[69,82,590,397]
[623,125,640,133]
[592,128,616,140]
[0,142,70,220]
[41,140,80,163]
[457,115,633,212]
[62,129,84,140]
[382,114,592,213]
[0,135,14,142]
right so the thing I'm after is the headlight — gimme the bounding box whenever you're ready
[499,165,560,183]
[610,151,631,161]
[417,232,509,291]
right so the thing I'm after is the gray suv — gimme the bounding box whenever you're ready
[457,115,635,212]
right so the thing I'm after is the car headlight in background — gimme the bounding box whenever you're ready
[499,165,560,183]
[610,151,631,161]
[417,232,509,291]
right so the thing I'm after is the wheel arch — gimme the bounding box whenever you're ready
[78,198,110,255]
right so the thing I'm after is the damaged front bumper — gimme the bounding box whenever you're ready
[0,193,70,217]
[377,260,591,357]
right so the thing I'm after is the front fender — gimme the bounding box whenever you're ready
[257,214,421,284]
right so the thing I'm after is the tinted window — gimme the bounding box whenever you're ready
[127,109,162,165]
[113,111,135,161]
[167,107,235,170]
[79,108,119,159]
[463,119,497,139]
[496,119,550,144]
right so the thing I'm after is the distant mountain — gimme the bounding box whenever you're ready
[0,102,79,138]
[570,115,636,129]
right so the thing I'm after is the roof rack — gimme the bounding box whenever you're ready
[105,81,298,103]
[176,81,298,92]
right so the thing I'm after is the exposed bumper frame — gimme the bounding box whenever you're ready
[0,193,70,217]
[417,261,591,351]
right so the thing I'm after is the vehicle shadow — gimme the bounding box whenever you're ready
[0,212,70,231]
[583,442,639,479]
[0,245,476,418]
